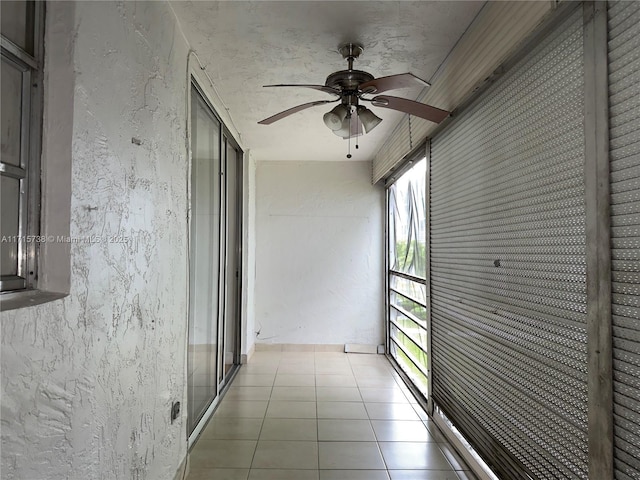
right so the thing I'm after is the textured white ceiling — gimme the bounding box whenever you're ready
[171,1,485,162]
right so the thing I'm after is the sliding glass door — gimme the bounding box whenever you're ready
[222,140,242,380]
[187,83,243,437]
[188,88,222,433]
[387,157,429,397]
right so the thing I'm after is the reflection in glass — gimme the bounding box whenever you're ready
[1,57,24,167]
[1,1,34,55]
[187,88,221,434]
[1,176,20,276]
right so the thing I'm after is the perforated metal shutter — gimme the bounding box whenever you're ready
[608,2,640,479]
[373,116,411,183]
[429,8,588,480]
[371,1,553,184]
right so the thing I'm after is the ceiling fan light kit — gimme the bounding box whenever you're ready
[259,42,450,157]
[323,104,349,131]
[334,115,362,139]
[357,105,382,133]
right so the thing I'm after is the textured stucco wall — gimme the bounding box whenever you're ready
[1,2,189,479]
[255,161,385,346]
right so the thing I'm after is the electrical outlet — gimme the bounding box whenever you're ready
[171,401,180,423]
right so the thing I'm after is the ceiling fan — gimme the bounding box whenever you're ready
[258,43,450,142]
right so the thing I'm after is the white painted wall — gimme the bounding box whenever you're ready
[1,3,190,479]
[242,153,258,358]
[255,161,385,346]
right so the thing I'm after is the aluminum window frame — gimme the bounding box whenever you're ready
[1,1,44,295]
[385,146,430,399]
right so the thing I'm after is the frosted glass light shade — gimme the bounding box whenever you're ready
[323,104,349,131]
[357,106,382,133]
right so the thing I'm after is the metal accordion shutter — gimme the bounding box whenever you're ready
[373,116,411,184]
[608,1,640,479]
[429,8,588,480]
[371,2,554,185]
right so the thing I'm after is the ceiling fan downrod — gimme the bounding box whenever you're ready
[338,43,364,72]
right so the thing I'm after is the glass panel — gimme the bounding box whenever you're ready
[387,158,429,399]
[187,87,221,434]
[389,339,428,397]
[1,57,24,167]
[390,292,427,326]
[390,289,426,323]
[390,274,427,305]
[217,139,227,385]
[388,158,427,278]
[1,1,34,54]
[390,323,428,370]
[1,175,20,276]
[390,310,428,348]
[223,142,240,378]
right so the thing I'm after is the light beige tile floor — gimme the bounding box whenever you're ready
[187,351,477,480]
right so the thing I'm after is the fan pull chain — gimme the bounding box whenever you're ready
[346,111,352,159]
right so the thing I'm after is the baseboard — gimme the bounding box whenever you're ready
[241,343,256,364]
[344,343,379,354]
[254,343,344,352]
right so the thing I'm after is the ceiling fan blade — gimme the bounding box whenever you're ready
[359,73,430,94]
[264,84,341,96]
[258,100,337,125]
[370,95,449,124]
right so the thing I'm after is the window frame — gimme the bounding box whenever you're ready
[385,147,431,401]
[1,2,45,297]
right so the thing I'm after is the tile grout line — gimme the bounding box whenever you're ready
[245,356,277,477]
[192,352,468,479]
[350,354,392,480]
[313,354,320,474]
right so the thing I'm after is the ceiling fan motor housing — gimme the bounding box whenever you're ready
[326,43,373,94]
[325,70,374,91]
